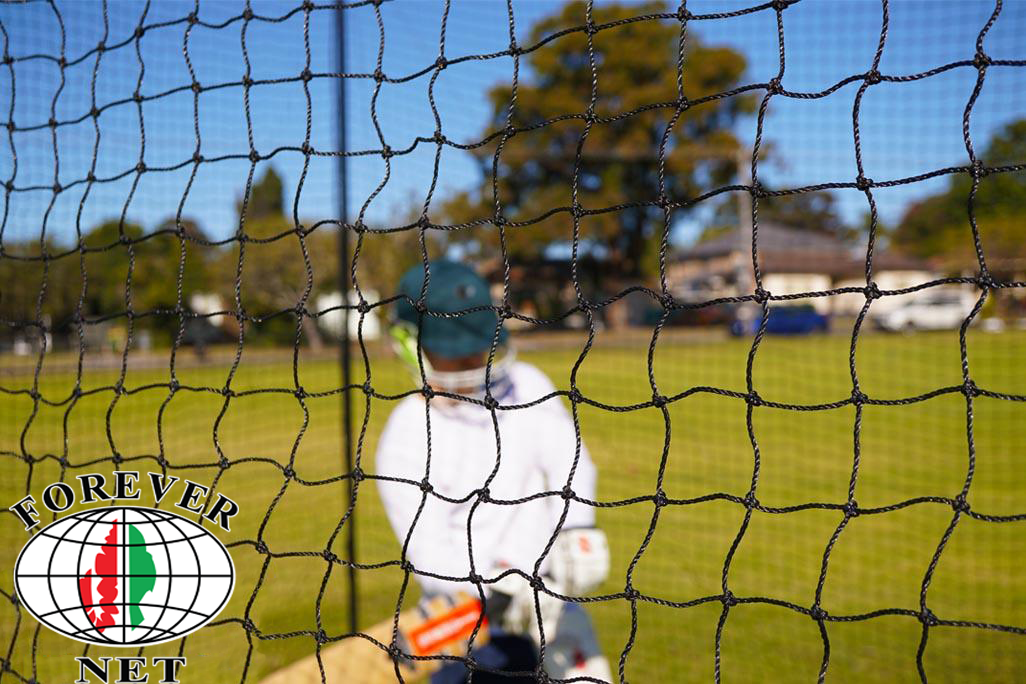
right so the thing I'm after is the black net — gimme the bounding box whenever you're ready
[1,1,1025,683]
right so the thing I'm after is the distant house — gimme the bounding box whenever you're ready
[668,223,935,315]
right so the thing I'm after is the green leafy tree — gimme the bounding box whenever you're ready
[78,218,212,342]
[443,0,753,284]
[217,168,337,348]
[0,239,80,334]
[893,118,1026,274]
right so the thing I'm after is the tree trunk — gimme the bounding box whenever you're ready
[301,314,324,352]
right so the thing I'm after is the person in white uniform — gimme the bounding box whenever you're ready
[376,259,612,683]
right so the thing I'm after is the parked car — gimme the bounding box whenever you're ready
[874,293,973,332]
[730,304,830,336]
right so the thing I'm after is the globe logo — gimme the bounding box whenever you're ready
[14,506,234,646]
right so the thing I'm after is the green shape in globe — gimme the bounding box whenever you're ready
[127,524,156,629]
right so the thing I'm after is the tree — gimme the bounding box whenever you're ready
[893,118,1026,274]
[442,0,753,283]
[217,167,337,349]
[701,189,851,243]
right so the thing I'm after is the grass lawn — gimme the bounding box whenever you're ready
[1,328,1024,683]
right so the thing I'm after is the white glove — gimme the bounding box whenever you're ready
[548,527,610,596]
[487,570,564,649]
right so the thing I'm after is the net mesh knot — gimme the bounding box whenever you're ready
[747,391,764,407]
[419,478,433,494]
[919,609,940,627]
[864,70,882,86]
[974,51,992,69]
[843,500,860,518]
[850,389,868,406]
[809,606,828,622]
[721,590,738,608]
[315,629,329,645]
[855,175,874,191]
[962,379,979,398]
[350,466,365,483]
[952,496,971,514]
[255,540,270,555]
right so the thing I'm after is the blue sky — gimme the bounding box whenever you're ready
[1,0,1024,248]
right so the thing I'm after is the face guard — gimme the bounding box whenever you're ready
[389,321,515,401]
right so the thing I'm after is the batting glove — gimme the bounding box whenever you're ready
[548,527,610,596]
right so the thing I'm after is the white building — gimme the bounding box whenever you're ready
[668,223,936,315]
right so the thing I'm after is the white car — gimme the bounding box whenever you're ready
[875,293,974,332]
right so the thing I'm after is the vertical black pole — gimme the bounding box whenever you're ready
[335,4,358,635]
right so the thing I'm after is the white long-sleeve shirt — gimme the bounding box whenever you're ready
[375,361,597,597]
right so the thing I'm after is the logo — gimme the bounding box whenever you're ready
[8,472,239,682]
[15,506,234,646]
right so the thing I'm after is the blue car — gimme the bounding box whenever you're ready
[730,304,830,336]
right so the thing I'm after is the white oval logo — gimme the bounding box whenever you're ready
[14,506,234,646]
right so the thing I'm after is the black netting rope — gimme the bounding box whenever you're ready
[0,0,1024,683]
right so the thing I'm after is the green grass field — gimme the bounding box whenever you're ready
[1,328,1024,683]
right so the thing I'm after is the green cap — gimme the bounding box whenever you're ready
[395,260,507,360]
